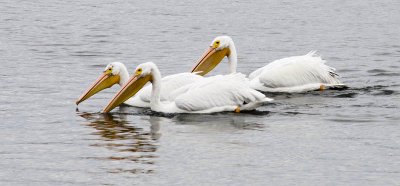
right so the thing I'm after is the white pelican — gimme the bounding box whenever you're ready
[76,62,202,107]
[191,36,347,93]
[76,62,129,105]
[103,62,272,113]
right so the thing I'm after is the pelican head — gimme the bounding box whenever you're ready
[191,36,235,76]
[102,62,155,112]
[76,62,128,105]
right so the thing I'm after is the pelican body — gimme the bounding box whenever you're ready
[191,36,346,93]
[103,62,272,114]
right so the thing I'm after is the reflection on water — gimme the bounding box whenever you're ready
[77,107,161,174]
[173,112,267,131]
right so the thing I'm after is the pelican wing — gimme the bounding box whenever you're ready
[250,51,341,90]
[139,72,203,101]
[174,73,270,112]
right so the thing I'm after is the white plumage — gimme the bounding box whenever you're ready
[199,36,346,93]
[172,73,272,112]
[106,62,272,114]
[248,51,344,92]
[126,72,203,107]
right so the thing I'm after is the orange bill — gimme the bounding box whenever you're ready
[76,73,120,105]
[191,47,230,76]
[102,74,152,113]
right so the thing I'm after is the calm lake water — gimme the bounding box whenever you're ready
[1,0,399,185]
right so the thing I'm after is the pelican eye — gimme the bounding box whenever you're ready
[104,67,113,74]
[135,68,142,75]
[213,40,220,48]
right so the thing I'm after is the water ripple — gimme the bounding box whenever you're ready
[77,112,160,174]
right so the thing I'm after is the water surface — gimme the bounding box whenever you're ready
[1,0,399,185]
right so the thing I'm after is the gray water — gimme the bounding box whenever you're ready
[1,0,399,185]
